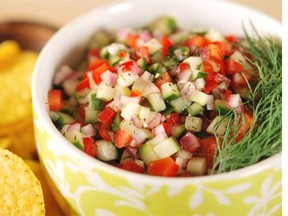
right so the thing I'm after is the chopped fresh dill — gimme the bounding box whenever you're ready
[213,24,282,173]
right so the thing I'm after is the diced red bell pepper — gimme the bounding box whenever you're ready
[98,123,112,141]
[162,123,172,136]
[231,72,249,90]
[235,111,253,142]
[48,89,63,111]
[118,60,135,72]
[129,89,141,97]
[199,135,217,169]
[225,35,239,43]
[92,72,102,85]
[76,77,90,91]
[136,46,150,64]
[185,35,206,48]
[155,72,173,88]
[166,113,181,126]
[86,48,100,59]
[89,59,108,70]
[225,59,244,75]
[213,41,232,57]
[204,79,218,94]
[147,157,179,177]
[205,44,222,60]
[115,128,132,148]
[122,160,145,174]
[160,36,173,56]
[178,62,189,72]
[83,137,97,157]
[127,34,139,48]
[98,107,116,125]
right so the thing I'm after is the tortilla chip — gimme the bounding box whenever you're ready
[0,115,33,136]
[0,149,45,215]
[8,123,37,159]
[0,40,20,69]
[25,159,64,216]
[0,136,12,149]
[0,50,38,126]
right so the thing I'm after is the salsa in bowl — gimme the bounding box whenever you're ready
[32,0,281,215]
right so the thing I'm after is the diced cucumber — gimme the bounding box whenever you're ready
[63,124,84,150]
[138,106,151,123]
[187,102,204,116]
[191,70,207,81]
[172,46,189,61]
[188,89,210,106]
[140,71,154,82]
[138,141,159,165]
[100,47,109,59]
[88,92,104,110]
[184,56,202,71]
[230,50,246,63]
[50,111,75,128]
[117,72,139,87]
[161,82,180,101]
[96,140,118,161]
[121,102,141,121]
[109,54,121,66]
[147,16,178,36]
[163,56,179,68]
[153,137,181,159]
[206,115,230,135]
[171,124,185,138]
[84,107,99,124]
[214,99,230,115]
[144,38,162,54]
[137,57,147,70]
[150,51,164,64]
[185,116,202,132]
[148,63,166,75]
[96,82,115,101]
[169,97,191,113]
[147,92,166,112]
[162,103,174,115]
[88,29,112,49]
[205,29,225,42]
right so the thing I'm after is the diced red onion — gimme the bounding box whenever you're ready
[195,78,205,90]
[215,73,231,87]
[152,124,167,137]
[148,112,161,129]
[81,124,96,137]
[206,95,214,111]
[177,69,192,82]
[132,129,149,144]
[141,83,160,97]
[180,132,200,153]
[67,122,81,132]
[126,146,138,159]
[180,82,196,99]
[131,116,143,129]
[118,27,130,41]
[101,70,118,87]
[53,65,72,85]
[226,94,244,114]
[120,95,142,106]
[149,133,166,146]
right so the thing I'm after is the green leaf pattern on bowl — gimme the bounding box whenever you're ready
[33,113,281,216]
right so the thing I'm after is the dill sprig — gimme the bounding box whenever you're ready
[213,25,282,173]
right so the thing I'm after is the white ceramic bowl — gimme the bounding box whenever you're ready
[32,0,282,215]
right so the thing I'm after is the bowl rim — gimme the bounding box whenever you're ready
[32,0,282,184]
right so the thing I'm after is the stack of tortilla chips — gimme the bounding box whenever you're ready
[0,40,63,215]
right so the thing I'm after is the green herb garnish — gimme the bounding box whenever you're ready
[213,24,282,173]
